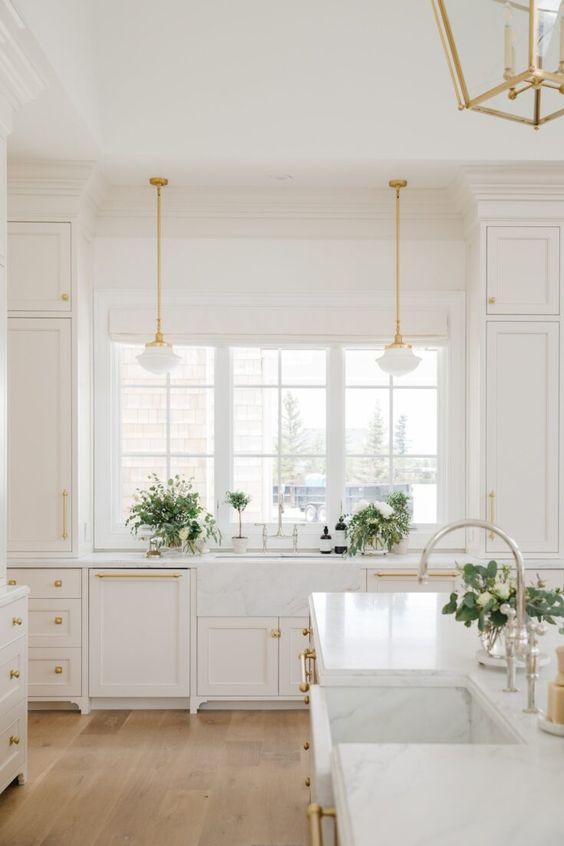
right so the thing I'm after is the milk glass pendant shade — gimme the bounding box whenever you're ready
[137,177,181,375]
[432,0,564,129]
[376,180,421,378]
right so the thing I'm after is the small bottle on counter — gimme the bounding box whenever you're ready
[547,646,564,725]
[334,516,347,555]
[320,526,332,554]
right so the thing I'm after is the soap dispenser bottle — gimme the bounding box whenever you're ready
[334,516,347,555]
[320,526,332,555]
[547,645,564,724]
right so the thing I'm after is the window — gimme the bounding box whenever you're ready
[232,348,327,524]
[345,348,439,524]
[117,343,215,518]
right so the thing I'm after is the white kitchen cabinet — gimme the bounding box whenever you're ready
[528,569,564,590]
[367,570,458,593]
[486,322,559,554]
[279,616,310,696]
[7,318,72,553]
[487,226,560,315]
[197,617,279,697]
[8,222,71,312]
[89,570,190,698]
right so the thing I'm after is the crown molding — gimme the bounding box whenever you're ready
[0,0,46,119]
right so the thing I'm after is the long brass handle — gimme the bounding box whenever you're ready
[373,570,458,579]
[95,573,182,578]
[307,804,336,846]
[62,490,69,540]
[488,491,495,540]
[299,648,316,693]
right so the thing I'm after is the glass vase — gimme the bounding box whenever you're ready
[480,626,506,659]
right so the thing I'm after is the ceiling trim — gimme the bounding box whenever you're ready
[0,0,46,112]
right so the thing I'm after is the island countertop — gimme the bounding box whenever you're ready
[309,591,564,846]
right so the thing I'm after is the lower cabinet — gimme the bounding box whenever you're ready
[367,570,458,593]
[89,570,190,698]
[198,615,309,698]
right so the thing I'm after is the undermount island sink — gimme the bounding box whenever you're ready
[310,677,522,808]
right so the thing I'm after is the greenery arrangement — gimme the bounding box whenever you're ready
[225,490,251,538]
[346,493,412,556]
[442,561,564,638]
[126,474,221,554]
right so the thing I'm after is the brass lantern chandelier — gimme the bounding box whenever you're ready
[432,0,564,128]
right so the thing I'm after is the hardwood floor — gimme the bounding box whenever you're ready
[0,709,311,846]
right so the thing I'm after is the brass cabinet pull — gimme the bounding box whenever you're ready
[61,293,70,302]
[54,616,63,625]
[54,579,63,588]
[304,777,311,788]
[10,669,20,679]
[9,736,20,746]
[95,573,182,578]
[373,570,458,579]
[299,648,316,693]
[304,695,310,705]
[7,579,16,586]
[302,627,312,637]
[307,804,336,846]
[62,490,69,540]
[271,628,281,638]
[488,296,496,305]
[12,618,22,626]
[303,741,310,750]
[54,666,63,674]
[488,491,495,540]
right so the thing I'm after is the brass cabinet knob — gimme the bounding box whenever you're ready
[303,741,310,750]
[305,777,311,787]
[54,579,63,588]
[302,627,312,637]
[12,617,22,626]
[8,579,16,586]
[61,293,70,301]
[304,695,310,705]
[488,296,496,304]
[54,666,63,674]
[9,735,20,746]
[54,616,63,625]
[271,628,281,638]
[10,669,20,679]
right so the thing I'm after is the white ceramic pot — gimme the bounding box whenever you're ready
[232,536,248,554]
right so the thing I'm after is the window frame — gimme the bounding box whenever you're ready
[94,291,465,551]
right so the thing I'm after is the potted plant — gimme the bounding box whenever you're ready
[225,490,251,554]
[386,490,411,553]
[346,494,411,557]
[442,561,564,659]
[126,474,221,556]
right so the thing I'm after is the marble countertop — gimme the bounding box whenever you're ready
[310,592,564,846]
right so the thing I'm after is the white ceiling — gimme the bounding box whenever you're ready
[7,0,564,189]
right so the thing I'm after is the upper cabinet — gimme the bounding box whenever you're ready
[486,226,560,315]
[8,222,71,312]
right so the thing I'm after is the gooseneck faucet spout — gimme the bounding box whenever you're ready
[419,519,528,694]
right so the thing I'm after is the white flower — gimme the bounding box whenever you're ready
[493,581,510,600]
[178,527,189,542]
[353,499,370,514]
[476,591,493,608]
[374,501,394,519]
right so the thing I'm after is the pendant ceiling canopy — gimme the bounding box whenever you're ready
[432,0,564,128]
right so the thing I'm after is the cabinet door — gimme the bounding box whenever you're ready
[8,319,72,552]
[487,226,559,315]
[197,617,279,697]
[8,222,71,312]
[279,616,310,696]
[486,322,559,554]
[89,570,190,697]
[367,571,457,593]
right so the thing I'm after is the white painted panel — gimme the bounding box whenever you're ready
[197,617,278,696]
[0,700,26,793]
[486,322,559,553]
[0,637,26,712]
[366,571,456,593]
[28,598,81,648]
[279,616,310,696]
[7,319,72,552]
[28,647,81,697]
[487,227,559,315]
[7,568,81,598]
[89,570,190,697]
[0,597,27,648]
[8,222,71,311]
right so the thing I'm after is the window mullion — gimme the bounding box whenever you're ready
[327,346,344,523]
[215,346,231,538]
[389,376,394,494]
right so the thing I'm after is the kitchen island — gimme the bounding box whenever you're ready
[309,591,564,846]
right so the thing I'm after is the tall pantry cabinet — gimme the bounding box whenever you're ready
[7,220,92,557]
[467,219,562,558]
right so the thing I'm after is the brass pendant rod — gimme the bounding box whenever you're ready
[149,177,169,345]
[388,179,407,346]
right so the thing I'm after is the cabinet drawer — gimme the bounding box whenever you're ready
[0,699,26,793]
[29,647,81,697]
[0,597,27,647]
[8,569,81,599]
[367,570,458,593]
[0,637,27,712]
[29,598,81,648]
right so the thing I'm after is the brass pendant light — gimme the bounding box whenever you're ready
[376,180,421,378]
[137,177,181,374]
